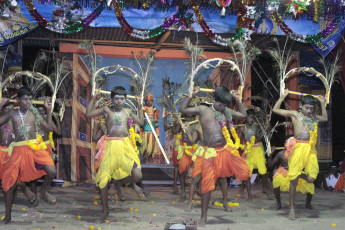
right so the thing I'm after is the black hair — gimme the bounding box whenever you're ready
[214,86,232,104]
[301,95,317,106]
[17,86,33,98]
[247,109,255,116]
[111,86,127,98]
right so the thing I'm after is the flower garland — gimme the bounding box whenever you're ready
[183,143,198,156]
[271,11,342,43]
[244,136,255,155]
[24,0,106,33]
[309,123,318,148]
[3,123,15,139]
[49,131,55,149]
[113,0,193,39]
[26,134,47,151]
[221,125,244,155]
[128,117,142,154]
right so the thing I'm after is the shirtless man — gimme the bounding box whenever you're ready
[184,121,203,212]
[86,86,144,223]
[239,109,272,200]
[177,113,199,202]
[0,87,56,224]
[272,90,327,220]
[268,135,315,210]
[0,102,14,180]
[93,117,149,201]
[24,103,62,207]
[180,86,250,226]
[163,112,182,194]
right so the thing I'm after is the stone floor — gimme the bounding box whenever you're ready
[0,184,344,230]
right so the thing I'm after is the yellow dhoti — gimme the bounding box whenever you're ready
[96,137,141,189]
[245,142,267,177]
[288,140,319,181]
[273,166,314,194]
[140,131,159,158]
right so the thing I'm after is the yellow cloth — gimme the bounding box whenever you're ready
[273,166,314,194]
[245,142,267,177]
[96,137,141,189]
[140,131,159,157]
[174,137,184,160]
[288,141,319,181]
[2,139,45,157]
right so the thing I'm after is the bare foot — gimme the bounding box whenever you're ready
[289,208,295,220]
[275,204,282,210]
[185,203,192,212]
[28,197,38,207]
[172,188,180,195]
[0,216,11,225]
[40,191,56,205]
[97,209,109,224]
[247,194,252,201]
[117,189,127,201]
[24,186,36,204]
[223,202,232,212]
[199,216,206,226]
[179,192,185,202]
[306,203,315,210]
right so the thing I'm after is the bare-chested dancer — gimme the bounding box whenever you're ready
[93,117,149,201]
[239,109,272,200]
[0,87,56,224]
[184,121,203,212]
[0,102,14,180]
[272,90,327,220]
[23,103,62,207]
[180,86,250,226]
[268,135,315,211]
[86,86,144,223]
[163,112,182,195]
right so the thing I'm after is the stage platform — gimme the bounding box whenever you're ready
[1,184,344,229]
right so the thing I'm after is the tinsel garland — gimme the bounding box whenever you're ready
[271,11,341,43]
[24,0,106,33]
[112,0,193,39]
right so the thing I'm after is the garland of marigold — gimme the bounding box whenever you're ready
[245,136,255,155]
[183,143,198,156]
[26,134,47,151]
[309,123,318,148]
[49,131,55,150]
[221,125,244,156]
[128,117,142,154]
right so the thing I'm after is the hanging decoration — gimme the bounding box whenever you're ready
[215,0,232,16]
[23,0,106,33]
[193,3,244,46]
[112,0,193,39]
[285,0,311,18]
[271,11,342,44]
[237,5,257,40]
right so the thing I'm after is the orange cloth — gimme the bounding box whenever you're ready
[192,156,203,178]
[172,148,179,166]
[273,166,288,178]
[0,146,9,180]
[285,137,297,159]
[178,147,193,174]
[335,173,344,191]
[1,145,54,192]
[200,145,250,194]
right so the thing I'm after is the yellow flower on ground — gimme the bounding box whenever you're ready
[94,201,98,205]
[77,216,81,219]
[1,216,5,220]
[151,201,154,203]
[130,208,134,210]
[332,223,336,227]
[105,220,110,223]
[172,201,175,204]
[153,214,156,217]
[90,226,94,230]
[135,208,139,211]
[22,208,26,211]
[94,196,99,200]
[261,208,264,211]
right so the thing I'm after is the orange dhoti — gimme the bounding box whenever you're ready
[178,146,194,174]
[1,142,55,192]
[172,136,182,166]
[191,146,204,178]
[198,145,250,194]
[0,146,9,180]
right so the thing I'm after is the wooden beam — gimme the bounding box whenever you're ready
[154,30,171,51]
